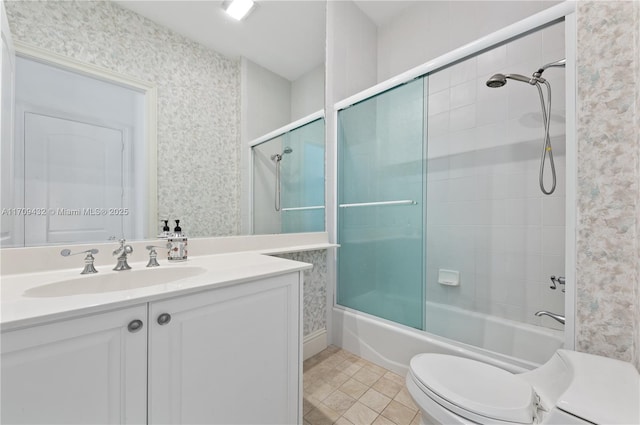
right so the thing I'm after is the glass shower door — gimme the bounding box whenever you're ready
[337,78,425,330]
[252,117,325,234]
[280,118,325,233]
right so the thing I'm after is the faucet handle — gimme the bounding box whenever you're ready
[61,248,99,274]
[145,245,166,267]
[549,275,566,292]
[113,239,134,256]
[60,248,99,257]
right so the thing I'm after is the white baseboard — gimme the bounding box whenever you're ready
[303,328,327,360]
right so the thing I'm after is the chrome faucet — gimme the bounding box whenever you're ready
[112,239,133,271]
[145,245,168,267]
[535,311,565,325]
[60,248,99,274]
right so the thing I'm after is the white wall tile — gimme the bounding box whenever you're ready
[542,21,566,64]
[427,133,450,159]
[448,150,478,178]
[476,90,508,127]
[524,254,543,283]
[449,128,478,156]
[541,254,565,284]
[542,226,565,256]
[428,68,451,95]
[448,176,480,202]
[427,179,449,203]
[449,57,478,86]
[450,80,477,109]
[449,104,477,132]
[477,45,508,76]
[504,198,542,226]
[475,123,508,150]
[428,89,451,116]
[506,30,542,67]
[421,20,566,331]
[428,111,450,138]
[543,196,566,226]
[507,82,541,120]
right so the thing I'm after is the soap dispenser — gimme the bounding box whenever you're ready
[159,220,171,238]
[167,220,187,262]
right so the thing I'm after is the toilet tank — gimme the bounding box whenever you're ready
[521,349,639,425]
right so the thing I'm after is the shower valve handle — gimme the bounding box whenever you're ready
[549,275,566,292]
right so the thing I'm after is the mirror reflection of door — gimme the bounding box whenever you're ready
[11,56,146,247]
[24,113,126,245]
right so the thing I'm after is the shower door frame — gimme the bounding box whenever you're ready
[336,77,429,331]
[327,1,577,351]
[248,109,325,235]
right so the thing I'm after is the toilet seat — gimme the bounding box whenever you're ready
[410,354,538,424]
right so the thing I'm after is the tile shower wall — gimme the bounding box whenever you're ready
[376,1,563,83]
[576,0,640,369]
[426,22,566,330]
[6,0,241,237]
[275,250,328,337]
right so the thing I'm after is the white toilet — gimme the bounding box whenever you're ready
[406,349,640,424]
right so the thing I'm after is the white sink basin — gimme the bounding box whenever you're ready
[24,267,207,297]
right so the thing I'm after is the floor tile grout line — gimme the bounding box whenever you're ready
[304,346,421,425]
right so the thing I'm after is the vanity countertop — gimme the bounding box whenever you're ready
[0,252,312,331]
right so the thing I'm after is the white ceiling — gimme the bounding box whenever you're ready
[353,1,416,27]
[115,1,417,81]
[115,0,326,81]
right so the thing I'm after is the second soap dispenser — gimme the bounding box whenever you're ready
[167,220,188,262]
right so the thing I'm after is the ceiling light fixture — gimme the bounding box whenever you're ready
[223,0,256,21]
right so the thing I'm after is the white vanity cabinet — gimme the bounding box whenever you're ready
[148,272,301,424]
[0,305,148,424]
[1,270,303,425]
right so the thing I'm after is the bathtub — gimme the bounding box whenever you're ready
[332,302,564,375]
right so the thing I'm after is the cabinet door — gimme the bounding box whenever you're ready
[1,305,147,424]
[149,272,302,425]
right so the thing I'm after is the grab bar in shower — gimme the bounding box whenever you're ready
[339,200,417,208]
[281,205,325,212]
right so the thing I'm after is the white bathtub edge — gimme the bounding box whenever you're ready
[331,306,545,375]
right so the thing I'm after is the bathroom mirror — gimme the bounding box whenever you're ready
[1,0,326,247]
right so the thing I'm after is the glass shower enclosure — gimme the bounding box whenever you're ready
[252,117,325,234]
[337,79,426,330]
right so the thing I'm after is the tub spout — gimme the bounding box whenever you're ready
[535,311,565,325]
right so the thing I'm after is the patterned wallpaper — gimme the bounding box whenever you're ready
[275,250,328,337]
[576,0,640,370]
[636,0,640,374]
[6,0,241,237]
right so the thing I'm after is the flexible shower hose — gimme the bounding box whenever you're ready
[535,80,556,195]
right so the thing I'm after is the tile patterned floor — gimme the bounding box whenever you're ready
[303,346,421,425]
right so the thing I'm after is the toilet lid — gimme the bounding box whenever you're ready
[410,354,536,424]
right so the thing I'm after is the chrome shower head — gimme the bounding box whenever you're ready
[486,73,535,88]
[486,74,507,88]
[271,147,293,162]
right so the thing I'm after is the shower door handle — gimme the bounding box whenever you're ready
[339,200,417,208]
[281,205,325,212]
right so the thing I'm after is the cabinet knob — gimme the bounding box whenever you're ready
[127,319,144,333]
[157,313,172,325]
